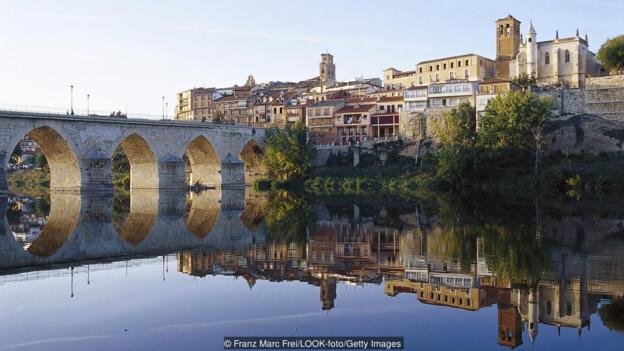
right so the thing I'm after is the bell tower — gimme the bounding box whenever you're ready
[320,53,336,90]
[495,15,521,79]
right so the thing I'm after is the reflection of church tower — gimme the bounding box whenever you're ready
[528,289,539,343]
[320,277,337,310]
[320,53,336,91]
[497,290,523,348]
[495,15,521,79]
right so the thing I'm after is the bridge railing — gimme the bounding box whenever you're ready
[0,103,164,120]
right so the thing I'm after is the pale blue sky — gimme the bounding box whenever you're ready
[0,0,622,117]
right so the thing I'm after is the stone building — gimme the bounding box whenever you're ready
[175,88,222,121]
[384,54,496,89]
[500,15,600,88]
[306,100,346,145]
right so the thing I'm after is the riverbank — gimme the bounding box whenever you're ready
[298,151,624,199]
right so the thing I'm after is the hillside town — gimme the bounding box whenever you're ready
[174,14,622,148]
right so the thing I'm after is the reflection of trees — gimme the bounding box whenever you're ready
[434,195,550,286]
[265,192,314,243]
[34,197,50,217]
[479,223,550,288]
[599,298,624,332]
[112,189,130,226]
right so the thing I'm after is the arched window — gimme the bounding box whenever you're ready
[545,52,550,65]
[565,50,570,63]
[499,25,504,35]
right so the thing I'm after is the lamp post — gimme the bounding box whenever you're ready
[70,85,74,115]
[162,96,165,120]
[165,102,169,120]
[86,94,90,116]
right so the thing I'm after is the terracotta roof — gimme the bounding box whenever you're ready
[335,104,375,114]
[378,96,404,102]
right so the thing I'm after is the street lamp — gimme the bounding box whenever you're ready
[162,96,165,120]
[86,94,90,116]
[165,102,169,120]
[70,85,74,115]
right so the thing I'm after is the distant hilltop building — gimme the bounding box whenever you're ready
[496,15,600,88]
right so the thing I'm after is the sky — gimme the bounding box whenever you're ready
[0,0,622,118]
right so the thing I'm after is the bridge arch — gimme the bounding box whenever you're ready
[116,133,159,189]
[113,189,158,246]
[184,135,221,186]
[185,190,220,238]
[239,139,266,185]
[6,126,81,191]
[9,193,81,257]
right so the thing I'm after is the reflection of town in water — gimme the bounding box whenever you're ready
[1,190,624,349]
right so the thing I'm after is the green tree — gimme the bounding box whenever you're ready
[510,73,537,91]
[597,35,624,74]
[265,122,315,180]
[479,91,553,175]
[431,102,477,184]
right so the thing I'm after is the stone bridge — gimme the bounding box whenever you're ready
[0,111,267,195]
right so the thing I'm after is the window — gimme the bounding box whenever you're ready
[419,67,423,73]
[458,61,461,67]
[545,52,550,65]
[464,69,469,78]
[435,73,439,81]
[450,62,454,68]
[465,59,470,66]
[379,105,385,111]
[450,72,454,79]
[436,64,440,71]
[499,25,504,35]
[429,65,433,72]
[565,50,570,62]
[443,63,447,69]
[419,76,423,84]
[528,38,532,42]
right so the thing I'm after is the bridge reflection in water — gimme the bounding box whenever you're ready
[1,193,624,350]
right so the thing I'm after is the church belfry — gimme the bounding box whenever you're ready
[320,53,336,90]
[495,15,521,79]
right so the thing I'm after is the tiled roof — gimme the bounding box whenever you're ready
[335,104,375,114]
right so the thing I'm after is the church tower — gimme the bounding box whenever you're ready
[495,15,521,79]
[526,21,538,78]
[320,53,336,90]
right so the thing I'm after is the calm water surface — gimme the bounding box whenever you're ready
[1,189,623,351]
